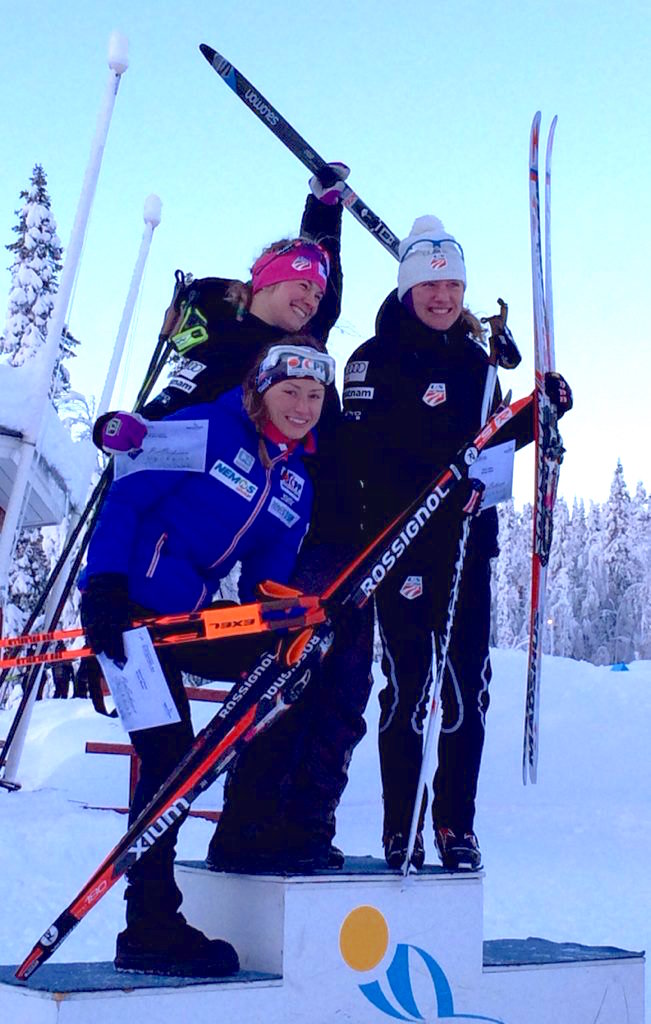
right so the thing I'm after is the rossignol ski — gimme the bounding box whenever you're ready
[522,113,564,785]
[199,44,401,260]
[16,390,532,980]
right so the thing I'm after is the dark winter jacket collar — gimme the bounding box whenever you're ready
[374,289,483,360]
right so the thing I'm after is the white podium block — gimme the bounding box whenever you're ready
[0,856,644,1023]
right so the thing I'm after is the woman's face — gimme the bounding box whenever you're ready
[263,377,326,439]
[251,279,324,332]
[411,279,465,331]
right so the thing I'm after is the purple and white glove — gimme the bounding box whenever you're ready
[544,372,573,417]
[101,412,148,454]
[461,478,486,517]
[309,162,350,205]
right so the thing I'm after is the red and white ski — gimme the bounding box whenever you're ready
[523,112,564,784]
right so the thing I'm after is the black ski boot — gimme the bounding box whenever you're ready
[115,913,239,977]
[326,844,345,869]
[384,832,425,871]
[435,827,482,871]
[207,840,345,874]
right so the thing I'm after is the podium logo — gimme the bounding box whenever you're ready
[339,906,506,1022]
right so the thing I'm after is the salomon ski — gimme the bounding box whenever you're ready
[199,43,400,260]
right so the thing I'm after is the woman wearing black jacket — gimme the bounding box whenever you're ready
[343,215,572,872]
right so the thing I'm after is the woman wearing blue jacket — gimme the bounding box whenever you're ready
[81,340,335,979]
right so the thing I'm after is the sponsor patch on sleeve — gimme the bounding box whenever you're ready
[176,359,207,381]
[209,460,258,501]
[344,360,369,383]
[234,447,255,473]
[169,376,198,395]
[343,386,375,402]
[268,496,300,527]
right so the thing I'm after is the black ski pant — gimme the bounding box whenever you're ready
[375,538,492,842]
[210,543,375,860]
[122,619,269,932]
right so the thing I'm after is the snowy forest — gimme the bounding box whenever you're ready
[0,165,649,694]
[490,475,651,663]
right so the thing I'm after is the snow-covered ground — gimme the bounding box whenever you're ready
[1,651,649,1014]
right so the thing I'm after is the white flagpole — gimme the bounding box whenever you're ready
[0,32,129,620]
[96,194,162,417]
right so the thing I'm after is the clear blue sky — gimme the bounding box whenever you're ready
[1,0,649,507]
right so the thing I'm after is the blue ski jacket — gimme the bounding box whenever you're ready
[85,387,315,613]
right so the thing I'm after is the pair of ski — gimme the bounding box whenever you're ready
[523,113,564,784]
[15,388,532,981]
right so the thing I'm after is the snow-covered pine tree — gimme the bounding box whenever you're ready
[491,500,530,649]
[545,498,581,657]
[603,461,636,663]
[565,499,588,660]
[2,165,61,356]
[633,482,651,659]
[489,463,649,665]
[0,165,81,641]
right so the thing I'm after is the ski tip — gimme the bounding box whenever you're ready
[548,115,558,143]
[199,43,215,61]
[15,945,45,981]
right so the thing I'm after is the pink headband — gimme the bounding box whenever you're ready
[251,242,330,295]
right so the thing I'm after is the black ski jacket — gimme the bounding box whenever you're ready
[342,291,534,559]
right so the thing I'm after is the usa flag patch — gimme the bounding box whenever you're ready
[400,575,423,600]
[423,383,446,407]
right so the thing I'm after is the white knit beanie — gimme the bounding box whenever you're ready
[397,215,466,301]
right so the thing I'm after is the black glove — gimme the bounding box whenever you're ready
[80,573,131,667]
[544,371,573,417]
[480,298,521,369]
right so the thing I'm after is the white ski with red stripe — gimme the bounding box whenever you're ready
[523,112,564,784]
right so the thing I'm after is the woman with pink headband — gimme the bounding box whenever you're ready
[93,165,348,452]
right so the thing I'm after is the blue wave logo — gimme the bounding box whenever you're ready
[339,906,505,1023]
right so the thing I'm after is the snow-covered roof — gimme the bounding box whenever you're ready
[0,358,97,512]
